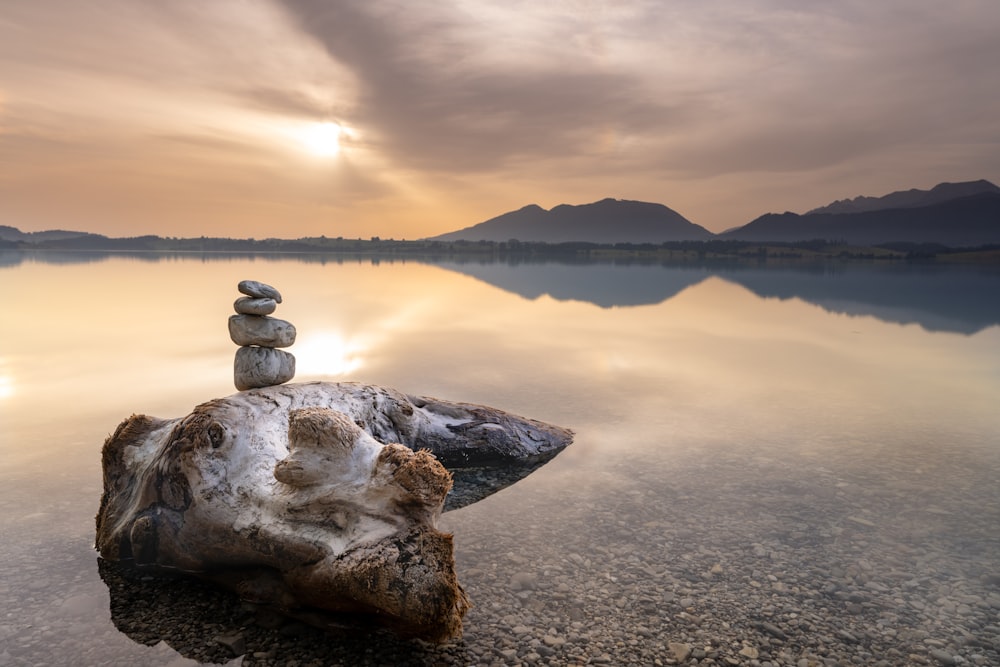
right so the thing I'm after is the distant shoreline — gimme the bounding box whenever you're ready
[3,237,999,263]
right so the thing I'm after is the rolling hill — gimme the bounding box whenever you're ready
[428,198,713,243]
[722,186,1000,247]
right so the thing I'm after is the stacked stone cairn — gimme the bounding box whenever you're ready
[230,280,296,391]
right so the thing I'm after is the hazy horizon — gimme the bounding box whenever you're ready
[2,1,999,238]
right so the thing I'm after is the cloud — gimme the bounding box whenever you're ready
[2,0,999,235]
[274,0,691,172]
[275,0,1000,183]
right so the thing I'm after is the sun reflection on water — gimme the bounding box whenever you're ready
[294,331,364,378]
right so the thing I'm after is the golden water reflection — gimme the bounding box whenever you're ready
[2,255,998,471]
[294,330,366,377]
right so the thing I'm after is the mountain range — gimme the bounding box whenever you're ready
[429,180,1000,247]
[805,180,999,215]
[722,180,1000,246]
[3,180,999,249]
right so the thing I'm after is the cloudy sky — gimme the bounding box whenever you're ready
[2,0,999,238]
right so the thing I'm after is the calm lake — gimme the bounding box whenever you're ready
[2,252,999,666]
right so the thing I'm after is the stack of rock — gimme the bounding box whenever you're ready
[230,280,296,391]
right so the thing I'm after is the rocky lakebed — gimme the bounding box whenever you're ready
[13,438,997,667]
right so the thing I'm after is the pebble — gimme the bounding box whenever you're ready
[669,642,692,662]
[238,279,282,303]
[509,572,538,591]
[756,621,789,640]
[234,296,277,316]
[230,281,296,390]
[234,346,296,390]
[228,314,296,348]
[213,633,246,656]
[930,649,957,665]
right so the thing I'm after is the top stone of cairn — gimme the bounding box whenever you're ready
[238,279,282,304]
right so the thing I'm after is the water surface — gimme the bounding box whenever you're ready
[1,253,998,665]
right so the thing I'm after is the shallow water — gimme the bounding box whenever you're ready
[1,252,999,666]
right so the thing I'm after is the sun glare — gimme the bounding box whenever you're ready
[297,122,342,157]
[295,332,363,377]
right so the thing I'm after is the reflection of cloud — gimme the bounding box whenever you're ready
[0,373,12,400]
[294,331,365,378]
[0,357,11,399]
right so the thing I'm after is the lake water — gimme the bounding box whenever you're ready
[2,252,999,666]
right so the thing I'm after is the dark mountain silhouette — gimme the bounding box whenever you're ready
[806,179,1000,215]
[428,198,713,243]
[6,179,999,248]
[722,190,1000,247]
[428,181,999,246]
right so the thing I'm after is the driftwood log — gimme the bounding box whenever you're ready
[95,381,572,642]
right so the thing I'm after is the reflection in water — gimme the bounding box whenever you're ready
[435,257,711,308]
[0,366,12,400]
[437,257,1000,334]
[7,250,999,333]
[715,263,1000,334]
[97,558,435,665]
[294,331,365,376]
[445,450,563,511]
[2,253,999,665]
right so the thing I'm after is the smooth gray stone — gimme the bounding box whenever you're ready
[234,296,277,316]
[229,315,296,348]
[233,346,295,390]
[237,280,282,303]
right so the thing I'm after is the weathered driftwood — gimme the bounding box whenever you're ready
[95,381,572,641]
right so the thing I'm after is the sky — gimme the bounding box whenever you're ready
[1,0,999,239]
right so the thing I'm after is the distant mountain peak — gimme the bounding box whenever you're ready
[724,180,1000,247]
[806,179,1000,215]
[428,198,712,244]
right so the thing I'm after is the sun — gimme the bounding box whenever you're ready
[297,122,342,157]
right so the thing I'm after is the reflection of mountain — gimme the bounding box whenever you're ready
[714,264,1000,335]
[0,250,117,268]
[0,249,377,268]
[434,258,712,307]
[431,259,1000,334]
[8,251,999,334]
